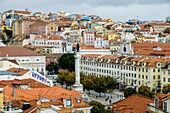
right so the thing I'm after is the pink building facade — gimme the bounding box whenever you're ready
[83,32,95,46]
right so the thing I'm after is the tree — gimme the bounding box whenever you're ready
[46,62,59,74]
[89,100,105,113]
[138,86,154,98]
[58,53,75,72]
[82,78,94,94]
[124,87,137,98]
[105,76,116,91]
[57,70,70,87]
[163,28,170,34]
[162,84,170,94]
[65,72,75,89]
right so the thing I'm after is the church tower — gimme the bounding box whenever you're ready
[119,33,134,55]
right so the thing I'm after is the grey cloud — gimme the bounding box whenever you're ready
[0,0,170,21]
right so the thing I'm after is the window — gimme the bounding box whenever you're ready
[158,75,160,79]
[66,99,72,107]
[168,78,170,82]
[134,74,136,78]
[153,69,155,72]
[163,102,167,112]
[142,75,144,79]
[134,67,136,71]
[146,68,148,72]
[155,98,158,108]
[76,98,81,104]
[158,69,160,72]
[153,75,155,80]
[163,77,166,82]
[142,68,144,72]
[139,74,140,78]
[168,70,170,75]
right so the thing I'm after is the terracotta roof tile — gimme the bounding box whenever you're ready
[112,94,153,113]
[48,35,65,40]
[7,68,29,76]
[0,46,43,57]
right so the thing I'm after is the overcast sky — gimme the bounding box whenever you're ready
[0,0,170,22]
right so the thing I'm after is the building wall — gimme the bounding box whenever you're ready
[0,56,46,75]
[46,22,58,35]
[94,38,109,48]
[108,34,118,40]
[83,32,95,46]
[0,93,3,109]
[80,55,170,90]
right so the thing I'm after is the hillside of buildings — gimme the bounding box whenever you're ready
[0,9,170,113]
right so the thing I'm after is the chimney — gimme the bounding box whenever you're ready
[13,85,16,98]
[28,80,31,89]
[6,54,8,57]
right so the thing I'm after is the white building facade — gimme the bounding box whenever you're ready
[0,46,46,75]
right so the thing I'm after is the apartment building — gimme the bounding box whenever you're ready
[80,54,170,90]
[83,31,95,46]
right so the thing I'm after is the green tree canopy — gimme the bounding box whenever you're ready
[89,100,105,113]
[57,70,70,86]
[57,70,116,95]
[65,72,75,89]
[58,53,75,72]
[124,87,137,98]
[82,78,94,94]
[138,86,154,98]
[163,28,170,34]
[46,62,59,74]
[162,84,170,94]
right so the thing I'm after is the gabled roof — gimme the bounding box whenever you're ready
[112,94,153,113]
[4,85,81,102]
[0,46,43,57]
[48,35,65,40]
[7,68,29,76]
[0,78,49,88]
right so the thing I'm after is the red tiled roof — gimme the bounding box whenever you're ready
[48,35,64,40]
[15,10,31,14]
[7,68,29,76]
[0,46,43,56]
[112,94,153,113]
[0,78,49,88]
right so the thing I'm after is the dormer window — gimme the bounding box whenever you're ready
[76,98,81,104]
[132,62,135,66]
[66,99,72,107]
[157,63,161,67]
[163,102,167,112]
[155,98,158,108]
[106,59,110,63]
[114,59,117,63]
[99,59,103,62]
[142,63,146,67]
[92,58,95,62]
[86,58,88,61]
